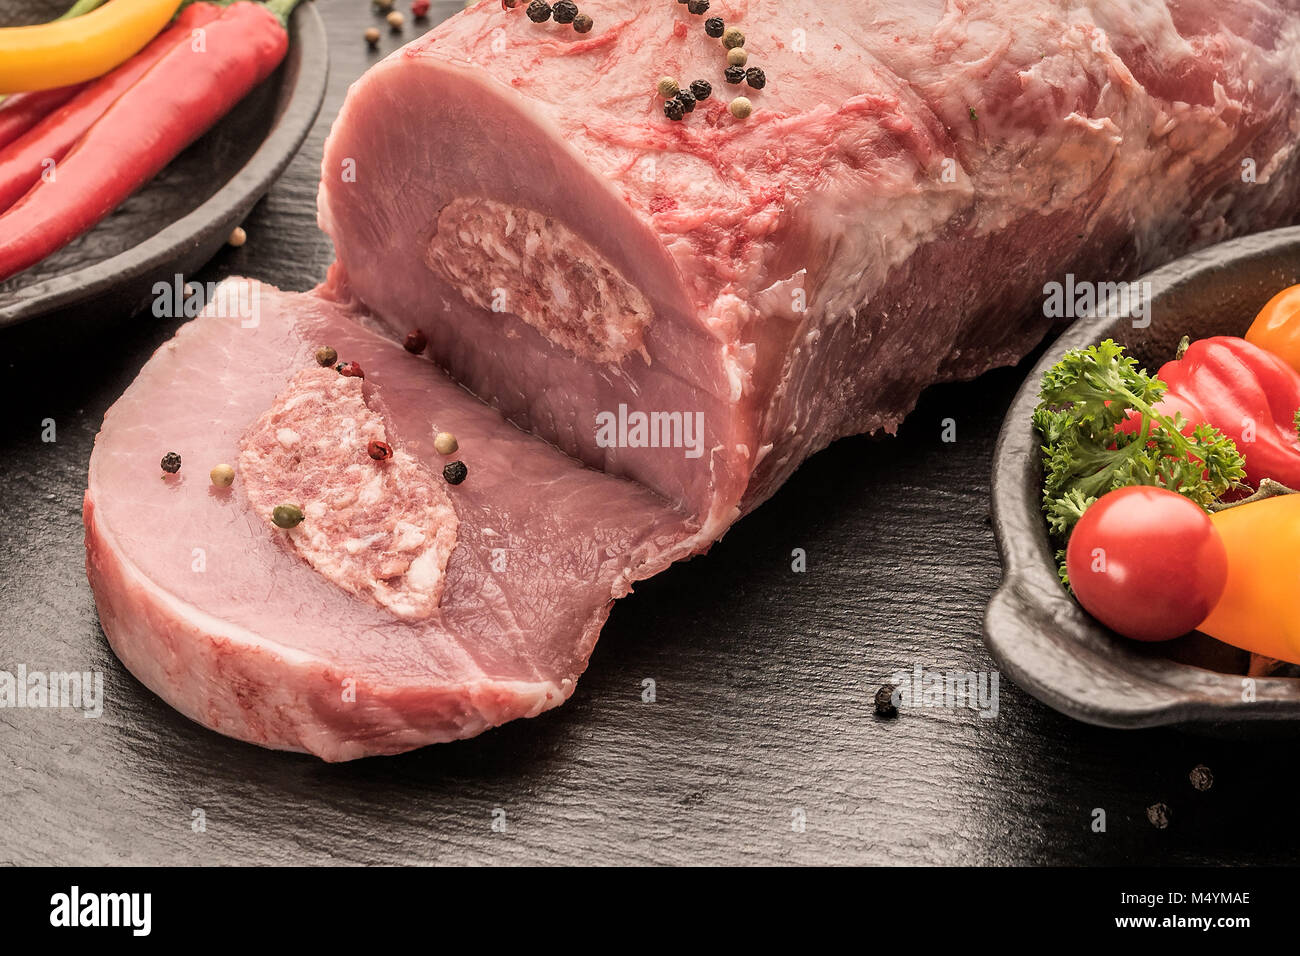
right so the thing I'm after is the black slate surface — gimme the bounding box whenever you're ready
[1,0,1297,866]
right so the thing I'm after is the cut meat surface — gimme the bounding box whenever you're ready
[85,283,695,760]
[238,366,460,621]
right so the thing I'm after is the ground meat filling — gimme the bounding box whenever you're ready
[239,367,459,620]
[426,197,653,364]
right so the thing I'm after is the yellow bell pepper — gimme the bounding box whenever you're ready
[0,0,183,94]
[1198,493,1300,664]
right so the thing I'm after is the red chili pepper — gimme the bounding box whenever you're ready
[0,4,225,215]
[0,85,87,152]
[0,1,296,282]
[1120,336,1300,491]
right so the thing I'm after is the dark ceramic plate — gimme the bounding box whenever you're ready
[0,0,327,329]
[985,226,1300,732]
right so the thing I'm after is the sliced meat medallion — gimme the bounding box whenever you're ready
[84,282,696,761]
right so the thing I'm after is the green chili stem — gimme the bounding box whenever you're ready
[55,0,108,20]
[262,0,304,28]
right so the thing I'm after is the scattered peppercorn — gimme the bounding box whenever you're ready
[315,346,338,367]
[675,88,696,113]
[1146,802,1171,830]
[874,684,899,718]
[443,460,468,484]
[160,452,182,474]
[434,431,459,455]
[1189,764,1214,791]
[663,97,685,121]
[404,329,428,354]
[721,26,744,49]
[336,361,365,378]
[210,463,235,488]
[968,105,978,122]
[411,0,430,19]
[657,76,680,98]
[372,0,393,10]
[364,26,380,47]
[745,66,766,90]
[689,79,711,101]
[686,0,709,13]
[572,12,592,32]
[227,226,247,247]
[502,0,519,8]
[724,64,745,85]
[368,440,393,461]
[387,10,404,29]
[729,96,752,119]
[272,504,305,529]
[551,0,577,23]
[704,16,723,37]
[526,0,551,22]
[726,46,748,67]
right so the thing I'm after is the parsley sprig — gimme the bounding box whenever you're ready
[1033,340,1246,580]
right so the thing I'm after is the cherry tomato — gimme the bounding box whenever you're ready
[1245,283,1300,374]
[1065,486,1228,642]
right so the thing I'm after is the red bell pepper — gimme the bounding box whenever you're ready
[1120,336,1300,492]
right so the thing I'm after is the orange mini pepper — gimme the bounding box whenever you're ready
[1246,284,1300,375]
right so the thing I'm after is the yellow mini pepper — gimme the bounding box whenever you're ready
[0,0,183,94]
[1198,493,1300,665]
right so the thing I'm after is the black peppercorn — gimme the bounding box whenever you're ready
[704,16,724,37]
[724,64,746,85]
[874,684,899,718]
[1189,764,1214,791]
[551,0,577,23]
[663,97,685,121]
[572,12,592,32]
[745,66,766,90]
[689,79,711,101]
[1146,802,1171,829]
[443,460,468,485]
[675,89,696,113]
[526,0,551,22]
[160,452,182,474]
[686,0,709,13]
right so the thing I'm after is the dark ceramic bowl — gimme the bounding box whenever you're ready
[0,0,327,329]
[985,226,1300,731]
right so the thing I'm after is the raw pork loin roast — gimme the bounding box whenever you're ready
[87,0,1300,759]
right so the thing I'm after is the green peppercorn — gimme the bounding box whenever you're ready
[573,12,592,32]
[443,461,468,485]
[721,26,744,49]
[552,0,577,23]
[689,79,712,101]
[272,504,305,529]
[724,64,746,85]
[663,97,685,121]
[704,16,724,38]
[315,346,338,367]
[160,452,182,474]
[526,0,551,22]
[745,66,766,90]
